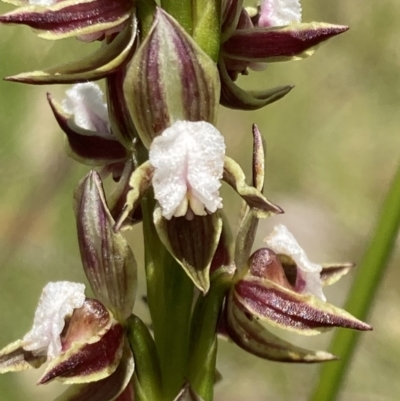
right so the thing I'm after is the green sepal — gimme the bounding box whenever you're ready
[219,57,293,110]
[223,156,283,218]
[6,21,137,85]
[114,161,154,232]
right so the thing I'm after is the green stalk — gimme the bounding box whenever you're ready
[188,271,232,401]
[126,315,162,401]
[160,0,193,34]
[309,162,400,401]
[137,0,157,39]
[192,0,221,62]
[142,194,194,400]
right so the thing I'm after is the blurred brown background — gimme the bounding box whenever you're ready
[1,0,400,400]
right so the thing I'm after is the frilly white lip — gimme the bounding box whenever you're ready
[258,0,302,28]
[23,282,86,359]
[264,224,325,301]
[62,83,111,137]
[149,120,226,220]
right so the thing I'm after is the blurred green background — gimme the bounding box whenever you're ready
[1,1,400,400]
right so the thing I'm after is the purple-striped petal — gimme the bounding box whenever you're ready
[154,206,223,293]
[234,277,372,335]
[0,0,133,40]
[225,292,337,362]
[124,7,220,148]
[223,23,348,63]
[74,171,137,320]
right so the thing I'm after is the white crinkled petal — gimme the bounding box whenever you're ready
[149,121,225,220]
[264,224,325,301]
[23,282,86,359]
[62,83,110,136]
[259,0,302,27]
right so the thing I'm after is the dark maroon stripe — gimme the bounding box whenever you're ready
[47,94,127,162]
[0,0,132,34]
[40,323,124,383]
[223,26,348,60]
[235,281,371,331]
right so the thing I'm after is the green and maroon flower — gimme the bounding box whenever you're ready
[219,0,348,110]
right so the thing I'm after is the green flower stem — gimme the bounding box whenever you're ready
[192,0,221,62]
[309,162,400,401]
[142,194,194,400]
[137,0,157,39]
[126,315,162,401]
[188,270,232,401]
[160,0,193,34]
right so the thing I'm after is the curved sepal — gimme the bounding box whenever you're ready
[7,22,137,84]
[154,206,223,293]
[223,156,283,218]
[234,209,259,275]
[234,277,372,335]
[279,255,355,288]
[53,344,134,401]
[39,302,124,384]
[0,340,45,373]
[221,0,244,42]
[74,171,137,320]
[124,7,220,148]
[222,23,348,63]
[47,94,127,166]
[0,0,133,40]
[234,124,269,272]
[109,160,143,230]
[219,58,293,110]
[114,161,154,232]
[225,292,337,362]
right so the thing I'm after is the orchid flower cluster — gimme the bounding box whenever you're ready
[0,1,371,401]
